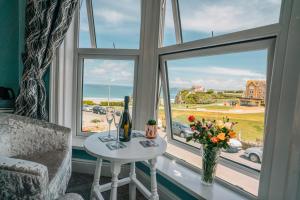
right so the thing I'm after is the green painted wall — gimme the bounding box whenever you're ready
[0,0,21,94]
[0,0,49,111]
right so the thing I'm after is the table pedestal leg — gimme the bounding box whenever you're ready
[129,162,136,200]
[110,162,121,200]
[149,158,159,200]
[91,158,102,200]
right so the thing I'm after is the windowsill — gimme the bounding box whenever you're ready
[72,136,255,200]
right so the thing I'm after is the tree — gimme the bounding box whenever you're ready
[206,89,214,94]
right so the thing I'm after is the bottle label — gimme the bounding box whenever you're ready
[119,128,125,139]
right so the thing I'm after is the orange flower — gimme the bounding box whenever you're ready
[211,137,219,143]
[217,132,225,140]
[229,131,236,138]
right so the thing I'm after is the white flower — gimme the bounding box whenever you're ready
[216,120,224,128]
[224,122,232,129]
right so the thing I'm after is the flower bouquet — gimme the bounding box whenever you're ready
[186,115,237,185]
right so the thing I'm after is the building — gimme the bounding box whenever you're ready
[244,80,266,99]
[191,85,205,92]
[239,80,266,106]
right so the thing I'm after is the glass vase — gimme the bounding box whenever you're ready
[201,146,221,186]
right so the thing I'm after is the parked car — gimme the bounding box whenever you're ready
[82,105,92,112]
[244,147,263,163]
[225,139,242,153]
[172,121,193,138]
[92,106,106,115]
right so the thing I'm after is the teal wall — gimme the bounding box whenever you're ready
[0,0,49,110]
[0,0,21,94]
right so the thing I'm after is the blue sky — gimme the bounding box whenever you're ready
[80,0,281,90]
[167,50,267,90]
[83,59,135,86]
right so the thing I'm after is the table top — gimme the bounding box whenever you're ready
[84,131,167,163]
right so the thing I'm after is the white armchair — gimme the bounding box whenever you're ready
[0,114,72,200]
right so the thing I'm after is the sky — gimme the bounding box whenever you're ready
[80,0,281,90]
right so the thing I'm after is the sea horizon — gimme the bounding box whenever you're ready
[83,83,179,101]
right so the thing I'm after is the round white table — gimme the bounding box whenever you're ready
[84,131,167,200]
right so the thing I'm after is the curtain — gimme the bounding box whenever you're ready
[15,0,78,120]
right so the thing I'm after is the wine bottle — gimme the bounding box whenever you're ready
[118,96,132,142]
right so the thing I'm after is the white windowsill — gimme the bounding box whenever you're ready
[72,136,253,200]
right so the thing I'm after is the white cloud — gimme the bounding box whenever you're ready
[166,0,281,34]
[94,9,136,24]
[169,66,265,90]
[172,66,265,78]
[84,60,134,86]
[170,77,248,90]
[79,0,140,35]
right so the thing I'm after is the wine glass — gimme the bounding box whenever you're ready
[106,107,115,139]
[99,107,115,141]
[112,111,121,148]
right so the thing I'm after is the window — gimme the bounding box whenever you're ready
[79,0,141,48]
[79,0,91,48]
[76,0,140,136]
[162,0,177,46]
[159,40,273,196]
[161,0,282,45]
[71,0,281,197]
[79,58,136,135]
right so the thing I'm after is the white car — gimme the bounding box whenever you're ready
[244,147,263,163]
[226,139,242,153]
[82,105,93,112]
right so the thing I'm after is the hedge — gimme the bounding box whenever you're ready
[100,101,124,107]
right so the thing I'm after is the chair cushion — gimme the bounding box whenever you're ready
[13,150,67,182]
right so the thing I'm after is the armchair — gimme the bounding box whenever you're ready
[0,114,72,200]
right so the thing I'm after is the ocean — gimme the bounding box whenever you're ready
[83,84,179,101]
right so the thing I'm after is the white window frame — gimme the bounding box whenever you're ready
[75,51,139,136]
[159,37,275,173]
[75,0,142,136]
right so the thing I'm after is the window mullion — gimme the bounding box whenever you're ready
[160,60,172,141]
[171,0,183,44]
[86,0,97,48]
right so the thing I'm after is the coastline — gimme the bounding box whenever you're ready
[83,97,176,104]
[83,97,124,104]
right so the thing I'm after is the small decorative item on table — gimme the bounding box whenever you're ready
[186,115,237,186]
[145,119,157,139]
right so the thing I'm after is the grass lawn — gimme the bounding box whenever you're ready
[158,107,265,143]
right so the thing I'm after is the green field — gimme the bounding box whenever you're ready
[159,105,265,143]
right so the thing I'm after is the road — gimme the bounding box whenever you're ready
[172,134,261,171]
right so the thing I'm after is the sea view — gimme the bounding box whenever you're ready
[83,84,180,101]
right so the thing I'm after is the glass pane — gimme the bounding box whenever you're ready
[91,0,141,49]
[165,49,268,195]
[79,0,91,48]
[163,0,177,47]
[179,0,282,42]
[81,59,135,134]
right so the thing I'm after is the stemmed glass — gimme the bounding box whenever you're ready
[99,107,115,141]
[112,111,121,148]
[106,107,115,139]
